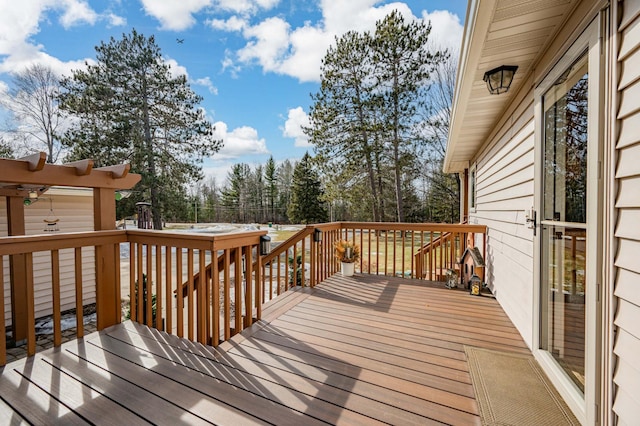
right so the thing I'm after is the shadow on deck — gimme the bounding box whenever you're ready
[0,274,529,425]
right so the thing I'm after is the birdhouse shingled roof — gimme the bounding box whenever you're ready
[459,246,485,267]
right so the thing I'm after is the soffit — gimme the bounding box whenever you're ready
[444,0,578,173]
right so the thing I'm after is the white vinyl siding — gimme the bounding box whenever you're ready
[470,97,536,347]
[0,188,96,325]
[613,1,640,421]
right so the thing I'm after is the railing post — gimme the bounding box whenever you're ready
[6,195,30,344]
[93,188,119,330]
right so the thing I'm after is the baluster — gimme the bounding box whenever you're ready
[176,247,184,338]
[115,243,121,324]
[244,246,253,328]
[156,245,162,331]
[129,242,136,322]
[255,246,262,320]
[223,249,231,340]
[300,237,306,287]
[137,244,144,324]
[165,245,172,335]
[187,248,194,341]
[198,249,206,344]
[146,245,153,326]
[212,249,220,346]
[51,250,61,346]
[234,247,242,335]
[429,231,434,281]
[73,248,83,339]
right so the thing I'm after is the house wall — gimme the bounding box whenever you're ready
[469,89,536,347]
[612,1,640,421]
[0,188,96,325]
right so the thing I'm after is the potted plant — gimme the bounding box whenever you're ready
[334,239,360,277]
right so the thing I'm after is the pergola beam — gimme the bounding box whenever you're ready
[0,155,140,189]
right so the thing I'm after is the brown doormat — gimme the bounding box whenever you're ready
[465,346,580,426]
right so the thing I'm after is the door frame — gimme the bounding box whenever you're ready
[531,14,606,424]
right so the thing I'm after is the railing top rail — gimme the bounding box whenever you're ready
[0,230,127,256]
[334,222,487,233]
[126,229,266,250]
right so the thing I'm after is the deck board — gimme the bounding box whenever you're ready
[0,274,529,425]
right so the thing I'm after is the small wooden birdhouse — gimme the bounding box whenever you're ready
[459,247,485,290]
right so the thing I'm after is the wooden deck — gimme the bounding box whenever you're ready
[0,274,529,425]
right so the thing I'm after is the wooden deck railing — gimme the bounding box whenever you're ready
[259,222,487,294]
[0,229,265,365]
[0,222,485,366]
[0,230,126,365]
[125,230,265,347]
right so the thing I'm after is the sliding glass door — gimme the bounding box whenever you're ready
[540,54,588,394]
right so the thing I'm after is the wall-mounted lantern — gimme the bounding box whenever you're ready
[483,65,518,95]
[260,235,271,256]
[313,228,322,242]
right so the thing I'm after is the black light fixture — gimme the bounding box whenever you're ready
[313,228,322,242]
[260,235,271,256]
[483,65,518,95]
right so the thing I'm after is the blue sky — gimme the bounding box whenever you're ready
[0,0,467,184]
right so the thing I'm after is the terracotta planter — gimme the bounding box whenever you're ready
[341,262,355,277]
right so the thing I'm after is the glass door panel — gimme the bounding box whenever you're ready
[540,54,588,394]
[541,225,586,392]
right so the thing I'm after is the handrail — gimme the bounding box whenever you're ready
[413,220,468,257]
[0,230,126,255]
[261,227,313,265]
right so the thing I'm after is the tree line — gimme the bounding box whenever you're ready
[0,10,460,226]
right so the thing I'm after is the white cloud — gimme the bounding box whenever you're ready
[164,58,189,79]
[213,0,280,15]
[106,13,126,27]
[140,0,212,31]
[0,1,105,76]
[218,2,464,83]
[206,16,247,32]
[202,161,236,185]
[422,10,463,50]
[237,17,291,72]
[212,121,269,159]
[277,24,334,82]
[282,107,311,147]
[59,0,98,28]
[193,76,218,95]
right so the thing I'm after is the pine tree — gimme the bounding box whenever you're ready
[287,153,328,224]
[221,164,249,223]
[306,30,386,222]
[59,29,221,229]
[372,10,446,222]
[265,156,278,222]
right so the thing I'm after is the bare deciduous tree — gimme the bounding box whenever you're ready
[2,64,65,162]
